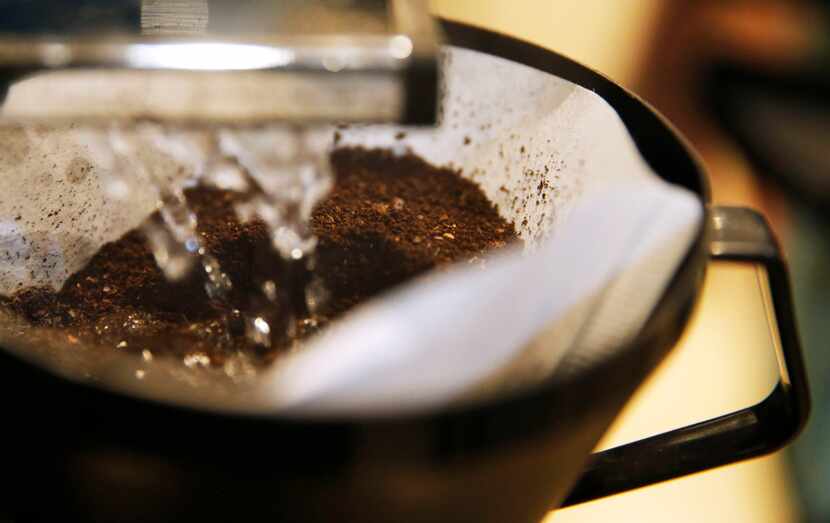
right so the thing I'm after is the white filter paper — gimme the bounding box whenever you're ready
[0,47,702,415]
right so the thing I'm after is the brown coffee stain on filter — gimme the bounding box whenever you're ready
[1,148,518,370]
[65,156,94,184]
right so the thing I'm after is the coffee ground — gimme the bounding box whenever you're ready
[1,148,518,368]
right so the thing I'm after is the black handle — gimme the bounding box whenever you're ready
[563,206,810,506]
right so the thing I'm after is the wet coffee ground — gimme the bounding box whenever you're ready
[2,148,517,367]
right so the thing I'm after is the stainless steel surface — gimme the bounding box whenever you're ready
[0,0,439,125]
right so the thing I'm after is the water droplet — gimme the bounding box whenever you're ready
[183,352,211,368]
[223,353,257,382]
[205,160,249,192]
[305,277,328,314]
[254,317,270,334]
[273,225,316,260]
[234,200,258,223]
[142,220,196,281]
[202,255,232,300]
[246,316,272,347]
[261,280,278,302]
[185,237,199,253]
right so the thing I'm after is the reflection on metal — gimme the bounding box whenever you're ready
[141,0,209,35]
[124,42,296,70]
[0,0,439,124]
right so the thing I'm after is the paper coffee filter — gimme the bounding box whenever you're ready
[0,46,702,414]
[259,181,700,415]
[0,124,193,294]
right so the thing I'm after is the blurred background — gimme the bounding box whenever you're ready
[431,1,829,521]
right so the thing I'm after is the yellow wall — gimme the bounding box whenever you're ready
[430,0,663,86]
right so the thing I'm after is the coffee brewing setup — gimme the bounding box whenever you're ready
[0,2,810,522]
[0,0,441,353]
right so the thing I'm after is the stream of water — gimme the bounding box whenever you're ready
[86,122,334,350]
